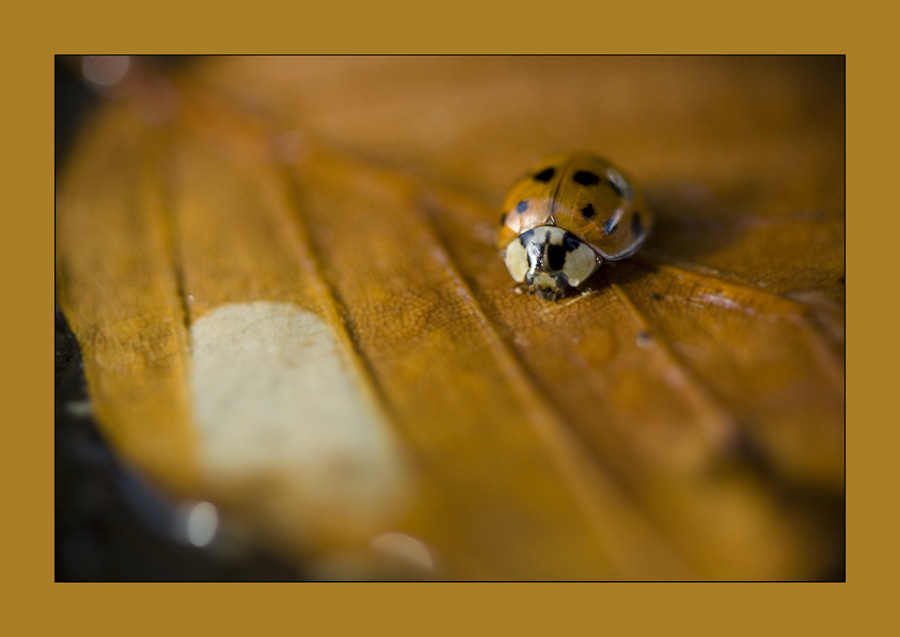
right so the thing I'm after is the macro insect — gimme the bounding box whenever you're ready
[498,152,653,300]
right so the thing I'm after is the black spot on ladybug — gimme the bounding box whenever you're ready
[533,167,556,182]
[518,228,535,248]
[520,229,543,265]
[580,203,595,220]
[631,212,643,236]
[546,243,566,271]
[603,218,619,234]
[516,200,528,214]
[573,170,600,185]
[499,213,507,226]
[562,232,581,252]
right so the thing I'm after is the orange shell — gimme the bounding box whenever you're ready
[497,152,652,261]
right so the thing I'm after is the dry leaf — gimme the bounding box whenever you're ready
[56,56,844,580]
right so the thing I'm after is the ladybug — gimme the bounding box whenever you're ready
[498,152,653,300]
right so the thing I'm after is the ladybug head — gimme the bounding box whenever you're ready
[502,225,600,300]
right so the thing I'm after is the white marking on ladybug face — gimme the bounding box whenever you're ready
[502,237,530,283]
[502,225,600,293]
[559,239,600,287]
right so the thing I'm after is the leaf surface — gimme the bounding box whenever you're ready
[56,56,844,580]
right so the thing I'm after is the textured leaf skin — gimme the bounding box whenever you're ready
[57,56,844,580]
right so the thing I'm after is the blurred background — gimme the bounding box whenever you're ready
[56,56,304,580]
